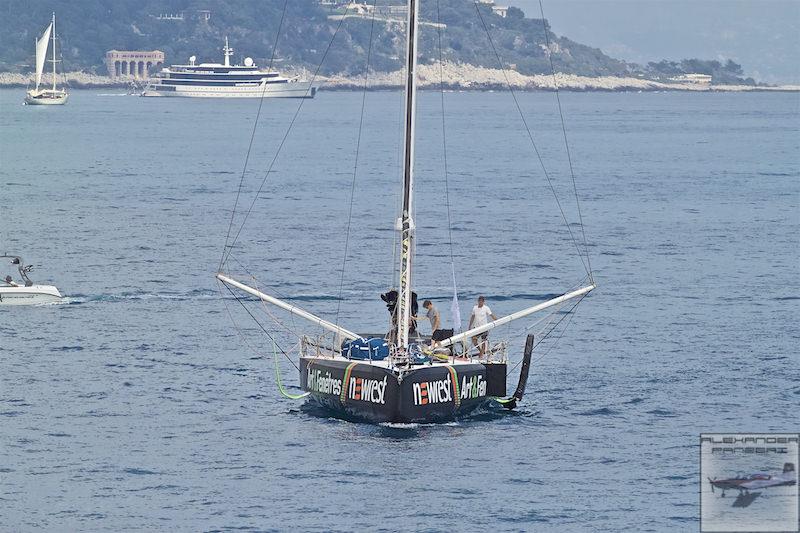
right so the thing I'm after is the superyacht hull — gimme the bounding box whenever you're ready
[142,82,316,99]
[299,356,507,423]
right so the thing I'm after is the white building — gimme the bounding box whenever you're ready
[345,2,374,16]
[671,73,712,85]
[492,5,509,17]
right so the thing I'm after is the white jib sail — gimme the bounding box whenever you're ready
[35,22,53,91]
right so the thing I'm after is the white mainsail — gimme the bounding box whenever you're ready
[34,22,52,91]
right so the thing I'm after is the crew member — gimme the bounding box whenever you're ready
[418,300,441,333]
[381,289,419,341]
[468,296,497,357]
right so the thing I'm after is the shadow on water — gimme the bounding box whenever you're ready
[293,400,539,439]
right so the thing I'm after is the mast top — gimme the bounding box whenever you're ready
[223,36,233,67]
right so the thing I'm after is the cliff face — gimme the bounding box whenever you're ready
[0,0,627,77]
[3,64,796,92]
[2,0,762,85]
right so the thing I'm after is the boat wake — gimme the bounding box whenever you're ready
[67,289,218,304]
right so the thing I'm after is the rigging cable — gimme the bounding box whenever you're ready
[505,292,586,376]
[528,293,585,366]
[436,0,461,329]
[221,6,355,268]
[229,253,302,338]
[473,3,590,278]
[335,0,380,328]
[219,0,291,272]
[220,281,300,371]
[537,0,593,280]
[216,276,305,395]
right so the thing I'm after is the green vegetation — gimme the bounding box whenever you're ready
[0,0,755,84]
[638,58,756,85]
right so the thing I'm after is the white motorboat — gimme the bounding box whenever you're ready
[24,12,69,105]
[0,255,63,305]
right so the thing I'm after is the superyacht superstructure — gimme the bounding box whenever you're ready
[142,37,315,99]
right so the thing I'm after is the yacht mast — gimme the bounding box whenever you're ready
[396,0,420,350]
[51,12,56,91]
[223,36,233,67]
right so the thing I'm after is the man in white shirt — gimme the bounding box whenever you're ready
[468,296,497,356]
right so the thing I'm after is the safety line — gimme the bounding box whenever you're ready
[274,340,309,399]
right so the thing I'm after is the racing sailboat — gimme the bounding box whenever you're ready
[25,12,69,106]
[217,0,594,423]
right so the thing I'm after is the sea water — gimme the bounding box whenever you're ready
[1,89,798,531]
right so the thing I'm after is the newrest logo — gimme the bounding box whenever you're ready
[412,374,453,406]
[348,376,388,404]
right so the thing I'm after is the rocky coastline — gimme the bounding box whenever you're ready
[2,63,797,92]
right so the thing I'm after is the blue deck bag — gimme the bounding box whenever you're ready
[342,337,390,360]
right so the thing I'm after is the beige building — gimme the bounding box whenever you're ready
[671,73,713,85]
[105,50,165,79]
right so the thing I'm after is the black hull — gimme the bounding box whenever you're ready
[300,357,507,423]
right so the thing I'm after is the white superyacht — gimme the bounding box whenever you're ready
[142,37,315,99]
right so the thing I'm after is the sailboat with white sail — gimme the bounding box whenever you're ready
[216,0,595,423]
[25,12,69,106]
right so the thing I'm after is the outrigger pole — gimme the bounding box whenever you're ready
[439,283,595,348]
[216,273,360,341]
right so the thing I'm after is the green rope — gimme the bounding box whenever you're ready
[493,396,515,405]
[274,341,309,400]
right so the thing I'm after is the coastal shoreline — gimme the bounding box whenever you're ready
[2,65,798,92]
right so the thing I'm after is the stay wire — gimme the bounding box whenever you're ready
[436,0,459,304]
[217,278,303,394]
[501,274,591,372]
[505,292,586,376]
[221,281,300,371]
[537,0,593,280]
[221,7,354,268]
[228,253,300,335]
[219,0,291,272]
[335,0,379,327]
[473,3,590,278]
[528,293,585,366]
